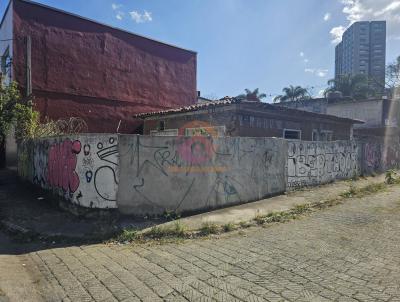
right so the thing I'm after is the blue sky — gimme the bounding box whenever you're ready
[1,0,400,101]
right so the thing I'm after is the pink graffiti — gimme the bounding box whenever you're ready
[177,137,214,165]
[48,139,82,192]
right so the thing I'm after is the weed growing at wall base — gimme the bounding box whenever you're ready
[200,222,220,235]
[112,176,399,245]
[385,170,400,184]
[117,228,139,242]
[340,183,386,198]
[222,222,235,232]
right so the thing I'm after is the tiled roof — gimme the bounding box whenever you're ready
[134,98,364,124]
[134,97,240,118]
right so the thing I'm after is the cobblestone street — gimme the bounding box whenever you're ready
[6,184,397,302]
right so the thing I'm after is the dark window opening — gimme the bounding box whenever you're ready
[284,129,301,140]
[159,121,165,131]
[1,47,10,76]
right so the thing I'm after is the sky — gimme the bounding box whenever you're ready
[1,0,400,102]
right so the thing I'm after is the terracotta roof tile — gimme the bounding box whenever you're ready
[134,98,364,124]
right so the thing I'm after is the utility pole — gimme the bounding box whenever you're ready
[26,35,31,97]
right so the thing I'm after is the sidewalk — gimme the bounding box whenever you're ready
[151,174,386,232]
[0,168,387,240]
[0,169,154,243]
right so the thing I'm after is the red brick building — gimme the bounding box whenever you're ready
[0,0,197,133]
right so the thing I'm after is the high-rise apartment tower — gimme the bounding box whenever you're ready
[335,21,386,92]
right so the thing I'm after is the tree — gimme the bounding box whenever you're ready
[0,81,41,167]
[367,56,400,98]
[324,74,372,99]
[236,88,267,102]
[0,81,20,167]
[386,56,400,98]
[273,85,310,103]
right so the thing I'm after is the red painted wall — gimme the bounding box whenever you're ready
[12,0,197,133]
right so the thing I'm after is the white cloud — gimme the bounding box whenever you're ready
[330,25,346,44]
[299,52,304,57]
[129,10,153,23]
[116,12,124,20]
[305,68,329,77]
[112,3,122,10]
[331,0,400,43]
[112,3,124,20]
[324,13,331,21]
[304,58,309,63]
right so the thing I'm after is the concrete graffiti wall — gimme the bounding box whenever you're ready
[287,140,359,189]
[18,134,119,209]
[359,137,400,174]
[18,134,400,215]
[117,135,287,215]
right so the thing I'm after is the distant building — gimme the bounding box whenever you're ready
[335,21,386,93]
[136,98,362,141]
[276,97,400,138]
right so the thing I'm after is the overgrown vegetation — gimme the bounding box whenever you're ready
[117,228,139,242]
[0,81,65,145]
[385,170,400,184]
[0,82,38,166]
[1,81,89,149]
[0,82,19,144]
[13,101,40,143]
[199,222,219,235]
[147,221,187,239]
[340,182,386,198]
[222,223,235,232]
[162,210,181,221]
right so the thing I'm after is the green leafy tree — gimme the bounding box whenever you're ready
[324,74,372,99]
[236,88,267,102]
[14,101,39,142]
[0,81,21,140]
[386,56,400,98]
[273,85,310,103]
[0,81,41,167]
[0,81,20,167]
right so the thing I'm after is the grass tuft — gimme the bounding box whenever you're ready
[200,222,220,235]
[222,222,235,232]
[340,182,386,199]
[117,228,139,242]
[146,220,187,239]
[290,203,312,215]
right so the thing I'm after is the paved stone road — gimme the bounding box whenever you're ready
[13,186,400,301]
